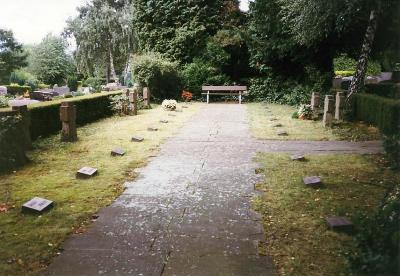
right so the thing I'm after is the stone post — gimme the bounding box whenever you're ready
[129,89,138,116]
[323,95,334,127]
[143,87,151,107]
[311,92,321,110]
[335,91,345,121]
[12,105,32,149]
[60,102,77,142]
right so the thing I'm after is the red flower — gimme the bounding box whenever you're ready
[181,91,193,102]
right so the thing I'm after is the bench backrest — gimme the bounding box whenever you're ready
[202,86,247,91]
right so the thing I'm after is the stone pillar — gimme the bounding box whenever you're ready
[129,89,138,116]
[335,92,345,121]
[323,95,334,127]
[311,92,321,110]
[143,87,151,107]
[60,102,77,142]
[12,105,32,149]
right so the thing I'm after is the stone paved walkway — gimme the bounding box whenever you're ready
[47,104,382,276]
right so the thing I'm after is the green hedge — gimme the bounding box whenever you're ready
[0,91,122,140]
[0,115,29,173]
[5,84,32,95]
[365,83,400,99]
[354,94,400,134]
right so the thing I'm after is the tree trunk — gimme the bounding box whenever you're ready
[347,10,379,100]
[109,49,117,83]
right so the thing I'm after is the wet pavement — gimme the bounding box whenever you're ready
[47,104,382,276]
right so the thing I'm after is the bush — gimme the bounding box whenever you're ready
[82,77,106,92]
[365,83,400,99]
[383,134,400,169]
[347,185,400,275]
[5,84,32,95]
[67,76,79,92]
[334,53,381,76]
[247,76,310,106]
[110,94,131,116]
[181,60,230,97]
[0,95,14,108]
[354,94,400,134]
[0,115,29,173]
[132,53,182,101]
[335,70,355,77]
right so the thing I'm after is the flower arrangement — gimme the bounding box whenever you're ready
[297,104,313,120]
[162,99,177,111]
[181,91,193,102]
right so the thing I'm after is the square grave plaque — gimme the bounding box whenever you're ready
[277,131,288,136]
[326,217,354,233]
[76,167,98,179]
[303,176,322,187]
[182,106,189,108]
[111,148,126,156]
[270,118,278,121]
[131,136,144,142]
[291,154,306,161]
[168,114,176,117]
[22,197,53,214]
[273,123,283,128]
[160,120,169,124]
[147,127,158,132]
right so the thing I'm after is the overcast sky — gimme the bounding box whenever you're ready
[0,0,250,45]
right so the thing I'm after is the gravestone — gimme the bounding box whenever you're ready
[22,197,53,214]
[323,95,334,127]
[111,148,126,156]
[129,89,138,116]
[168,113,176,117]
[182,106,189,109]
[273,123,282,128]
[311,92,321,110]
[143,87,151,107]
[0,86,7,95]
[160,120,169,124]
[76,167,98,179]
[131,136,144,142]
[303,176,322,187]
[53,86,70,95]
[60,102,77,142]
[291,154,306,161]
[335,92,345,121]
[147,127,158,132]
[326,217,354,233]
[277,130,288,136]
[270,118,278,122]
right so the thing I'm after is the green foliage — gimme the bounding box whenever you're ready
[347,185,400,275]
[365,83,400,99]
[354,94,400,134]
[67,76,79,92]
[30,34,73,85]
[0,115,28,173]
[335,71,355,77]
[131,53,181,100]
[181,60,230,97]
[334,53,382,76]
[82,77,106,92]
[0,29,27,84]
[383,134,400,169]
[247,76,310,106]
[9,69,39,90]
[5,84,32,95]
[0,95,14,108]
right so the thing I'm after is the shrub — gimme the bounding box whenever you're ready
[110,94,131,116]
[354,94,400,134]
[347,185,400,275]
[297,104,313,120]
[5,84,32,95]
[383,134,400,169]
[67,76,79,92]
[335,70,355,77]
[0,115,29,173]
[82,77,105,92]
[334,53,381,76]
[131,53,181,101]
[0,95,14,108]
[365,83,400,99]
[161,99,177,111]
[181,91,193,102]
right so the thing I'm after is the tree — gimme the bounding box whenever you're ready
[65,0,136,82]
[30,34,73,85]
[0,29,27,84]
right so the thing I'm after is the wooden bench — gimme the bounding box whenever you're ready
[202,86,247,104]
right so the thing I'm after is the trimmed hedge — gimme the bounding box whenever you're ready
[354,94,400,134]
[365,83,400,99]
[5,84,32,95]
[0,91,123,140]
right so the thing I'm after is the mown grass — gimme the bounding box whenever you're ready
[253,153,399,275]
[0,103,201,275]
[247,103,381,141]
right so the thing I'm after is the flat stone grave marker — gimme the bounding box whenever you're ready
[22,197,53,214]
[131,136,144,142]
[182,106,189,108]
[168,113,176,117]
[147,127,158,132]
[277,130,288,136]
[273,123,282,127]
[76,167,98,179]
[291,154,306,161]
[303,176,322,187]
[160,120,169,123]
[326,217,354,233]
[270,118,278,121]
[111,148,126,156]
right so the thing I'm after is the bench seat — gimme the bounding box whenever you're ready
[202,86,247,104]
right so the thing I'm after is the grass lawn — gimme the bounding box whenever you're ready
[247,103,381,141]
[253,153,399,275]
[0,103,201,275]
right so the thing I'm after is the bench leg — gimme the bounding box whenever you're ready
[207,91,209,104]
[239,92,242,104]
